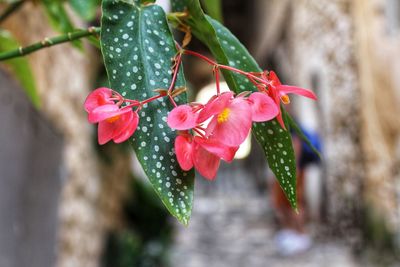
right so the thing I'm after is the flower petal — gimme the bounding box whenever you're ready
[113,111,139,143]
[278,85,317,100]
[193,143,220,180]
[268,71,282,87]
[194,136,238,162]
[84,87,114,113]
[276,113,286,130]
[88,104,131,123]
[167,105,198,130]
[249,92,279,122]
[174,135,194,171]
[209,97,252,147]
[197,91,234,123]
[98,121,115,145]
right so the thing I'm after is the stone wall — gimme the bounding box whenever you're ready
[254,0,400,244]
[353,0,400,236]
[0,70,62,267]
[2,3,132,267]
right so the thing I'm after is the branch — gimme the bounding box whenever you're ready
[0,27,101,61]
[0,0,24,24]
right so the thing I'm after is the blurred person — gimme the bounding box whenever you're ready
[270,123,321,256]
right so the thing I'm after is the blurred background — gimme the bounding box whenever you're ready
[1,0,400,266]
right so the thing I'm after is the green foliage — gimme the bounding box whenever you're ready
[103,231,141,267]
[0,30,40,108]
[102,178,173,267]
[69,0,100,21]
[41,0,75,33]
[41,0,82,48]
[100,0,194,225]
[172,0,298,209]
[286,114,322,159]
[0,0,309,218]
[201,0,223,22]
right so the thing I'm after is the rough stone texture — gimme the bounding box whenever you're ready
[289,0,364,241]
[353,0,400,234]
[2,4,131,267]
[0,71,63,267]
[254,0,400,243]
[171,173,362,267]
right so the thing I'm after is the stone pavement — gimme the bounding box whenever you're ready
[170,167,362,267]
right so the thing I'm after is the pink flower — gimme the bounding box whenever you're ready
[168,91,274,180]
[167,104,199,130]
[84,88,139,145]
[193,136,238,163]
[197,92,233,123]
[192,142,221,180]
[174,133,238,180]
[174,134,219,180]
[248,92,279,122]
[203,92,252,147]
[84,87,114,113]
[174,134,195,171]
[168,93,254,148]
[266,71,317,129]
[89,104,139,145]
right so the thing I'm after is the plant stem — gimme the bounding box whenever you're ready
[140,94,164,105]
[183,49,217,65]
[214,66,220,95]
[0,27,100,61]
[183,49,268,85]
[167,53,182,107]
[0,0,24,24]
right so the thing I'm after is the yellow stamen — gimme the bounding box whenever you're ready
[217,108,230,124]
[281,94,290,104]
[106,115,120,123]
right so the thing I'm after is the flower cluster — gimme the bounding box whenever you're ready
[84,50,317,180]
[167,91,278,179]
[84,87,139,145]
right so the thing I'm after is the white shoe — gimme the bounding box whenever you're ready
[274,230,312,256]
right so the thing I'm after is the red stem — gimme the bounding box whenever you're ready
[183,49,217,65]
[183,49,268,86]
[140,94,164,105]
[124,99,140,104]
[214,66,221,95]
[122,103,138,110]
[218,64,266,84]
[169,95,177,107]
[246,74,265,90]
[166,52,183,108]
[168,53,182,94]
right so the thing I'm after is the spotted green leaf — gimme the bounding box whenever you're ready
[101,0,194,224]
[173,1,298,209]
[0,30,40,108]
[286,114,322,159]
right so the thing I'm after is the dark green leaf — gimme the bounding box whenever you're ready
[69,0,100,21]
[173,1,298,209]
[170,0,187,12]
[0,30,40,108]
[201,0,223,22]
[101,0,194,224]
[286,114,322,160]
